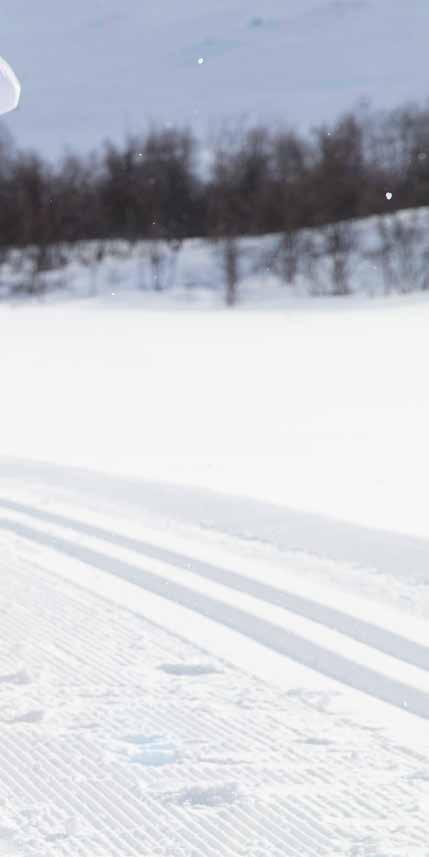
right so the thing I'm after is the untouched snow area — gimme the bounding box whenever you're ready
[1,293,428,539]
[2,293,429,854]
[2,0,429,157]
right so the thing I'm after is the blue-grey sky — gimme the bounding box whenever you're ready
[1,0,427,158]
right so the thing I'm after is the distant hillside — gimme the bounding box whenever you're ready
[1,0,429,158]
[1,208,429,306]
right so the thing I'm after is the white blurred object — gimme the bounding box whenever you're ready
[0,55,20,114]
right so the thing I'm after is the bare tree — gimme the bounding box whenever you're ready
[206,127,247,305]
[324,221,358,297]
[11,155,62,294]
[374,210,426,294]
[300,231,323,296]
[272,130,309,286]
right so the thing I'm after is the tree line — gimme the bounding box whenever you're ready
[1,100,429,300]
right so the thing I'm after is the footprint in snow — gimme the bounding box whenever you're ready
[121,734,178,767]
[0,668,31,686]
[0,827,18,856]
[159,663,221,677]
[165,782,241,809]
[297,737,335,747]
[4,709,44,725]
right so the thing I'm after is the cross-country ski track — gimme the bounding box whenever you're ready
[2,462,429,856]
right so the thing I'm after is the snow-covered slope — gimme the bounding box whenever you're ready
[3,207,429,302]
[2,0,429,158]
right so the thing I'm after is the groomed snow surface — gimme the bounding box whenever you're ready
[2,293,429,854]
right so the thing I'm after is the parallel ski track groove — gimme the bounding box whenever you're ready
[1,514,429,719]
[1,497,428,673]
